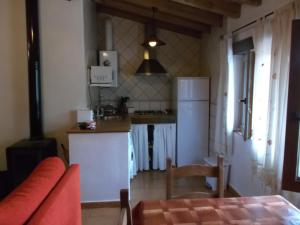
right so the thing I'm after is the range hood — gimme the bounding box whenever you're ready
[136,57,167,76]
[136,23,168,76]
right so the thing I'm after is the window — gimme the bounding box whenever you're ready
[232,38,255,140]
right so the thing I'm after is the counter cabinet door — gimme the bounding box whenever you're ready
[153,123,176,170]
[131,124,149,171]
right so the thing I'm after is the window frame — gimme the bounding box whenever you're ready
[233,46,255,141]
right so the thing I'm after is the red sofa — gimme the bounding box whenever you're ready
[0,157,81,225]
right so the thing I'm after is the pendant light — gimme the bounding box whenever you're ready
[142,7,165,48]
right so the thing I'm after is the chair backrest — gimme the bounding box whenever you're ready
[118,189,132,225]
[166,156,224,200]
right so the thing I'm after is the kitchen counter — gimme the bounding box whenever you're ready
[68,113,176,134]
[68,116,131,133]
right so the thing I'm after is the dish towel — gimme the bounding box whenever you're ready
[153,124,176,170]
[131,124,149,171]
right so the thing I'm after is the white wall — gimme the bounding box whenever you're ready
[0,0,95,170]
[0,0,29,170]
[39,0,88,148]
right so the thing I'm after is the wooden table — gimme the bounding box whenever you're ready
[133,195,300,225]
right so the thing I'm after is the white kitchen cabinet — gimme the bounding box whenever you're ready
[69,132,129,203]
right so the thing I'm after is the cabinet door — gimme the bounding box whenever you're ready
[131,124,149,171]
[69,133,129,202]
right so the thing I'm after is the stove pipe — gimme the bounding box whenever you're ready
[25,0,43,139]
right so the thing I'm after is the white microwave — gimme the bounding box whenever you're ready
[90,66,113,84]
[89,51,118,87]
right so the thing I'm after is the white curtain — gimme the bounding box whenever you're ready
[212,36,234,157]
[251,2,296,192]
[213,38,228,155]
[153,124,176,170]
[131,124,149,171]
[269,3,296,192]
[251,18,273,176]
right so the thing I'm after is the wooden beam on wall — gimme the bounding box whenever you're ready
[97,5,204,38]
[106,0,223,27]
[171,0,241,18]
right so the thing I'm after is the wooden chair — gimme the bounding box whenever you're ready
[166,156,224,200]
[118,189,132,225]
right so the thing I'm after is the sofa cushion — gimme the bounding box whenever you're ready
[27,164,81,225]
[0,157,65,225]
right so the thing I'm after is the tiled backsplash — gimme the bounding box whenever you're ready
[92,15,202,110]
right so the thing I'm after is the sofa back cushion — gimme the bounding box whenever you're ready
[27,164,81,225]
[0,157,65,225]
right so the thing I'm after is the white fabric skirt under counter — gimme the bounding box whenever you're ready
[153,124,176,170]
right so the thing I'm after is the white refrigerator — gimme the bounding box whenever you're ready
[174,77,210,166]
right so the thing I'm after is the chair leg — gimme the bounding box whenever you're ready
[120,189,132,225]
[217,156,224,198]
[166,158,172,200]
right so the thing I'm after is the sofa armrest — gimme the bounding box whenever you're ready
[27,164,81,225]
[0,157,65,225]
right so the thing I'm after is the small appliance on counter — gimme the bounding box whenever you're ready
[94,104,119,120]
[77,109,94,123]
[76,109,96,130]
[102,104,117,116]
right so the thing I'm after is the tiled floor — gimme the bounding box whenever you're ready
[82,171,237,225]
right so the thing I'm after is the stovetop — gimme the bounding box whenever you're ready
[134,110,168,116]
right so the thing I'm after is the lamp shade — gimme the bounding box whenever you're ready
[142,36,166,48]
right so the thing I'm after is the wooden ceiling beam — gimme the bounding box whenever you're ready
[228,0,262,6]
[95,0,212,32]
[95,1,211,33]
[109,0,223,27]
[244,0,262,6]
[171,0,241,18]
[96,5,204,38]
